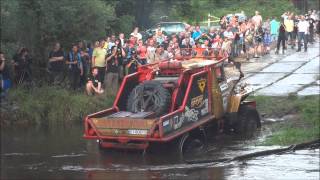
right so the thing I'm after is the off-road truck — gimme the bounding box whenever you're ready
[83,48,261,153]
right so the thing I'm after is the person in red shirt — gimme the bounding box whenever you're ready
[136,39,147,64]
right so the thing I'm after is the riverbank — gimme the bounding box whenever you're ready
[251,95,320,145]
[1,86,114,129]
[1,86,319,145]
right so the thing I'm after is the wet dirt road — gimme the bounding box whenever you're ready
[1,122,319,180]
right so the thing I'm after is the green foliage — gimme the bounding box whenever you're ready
[252,95,320,145]
[1,0,115,63]
[5,86,114,129]
[1,0,298,73]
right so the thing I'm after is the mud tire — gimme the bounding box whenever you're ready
[126,81,171,117]
[235,105,261,137]
[176,129,207,159]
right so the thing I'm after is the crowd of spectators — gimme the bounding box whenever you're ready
[1,9,319,97]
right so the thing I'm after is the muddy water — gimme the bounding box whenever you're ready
[1,123,319,180]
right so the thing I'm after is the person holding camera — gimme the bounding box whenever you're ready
[126,49,141,74]
[114,38,126,80]
[105,46,120,95]
[12,47,32,85]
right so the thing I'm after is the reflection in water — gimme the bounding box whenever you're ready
[1,124,319,179]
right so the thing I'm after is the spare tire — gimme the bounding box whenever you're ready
[126,81,171,117]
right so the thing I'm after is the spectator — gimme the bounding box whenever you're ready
[275,19,286,54]
[126,49,141,74]
[201,39,210,48]
[223,26,234,40]
[48,42,65,85]
[178,31,186,46]
[284,15,295,49]
[13,48,32,84]
[130,27,142,40]
[78,41,90,87]
[307,15,315,43]
[244,25,255,60]
[253,25,264,58]
[119,33,125,47]
[0,52,11,97]
[219,16,227,29]
[156,45,169,61]
[114,38,126,80]
[103,37,110,51]
[212,34,222,49]
[92,39,107,83]
[86,67,104,95]
[181,33,195,47]
[262,18,271,34]
[231,24,240,57]
[136,39,147,65]
[270,17,279,42]
[207,27,217,45]
[192,25,202,41]
[146,39,156,63]
[155,29,165,44]
[297,15,309,52]
[172,42,182,59]
[66,44,83,90]
[108,35,116,50]
[87,42,94,62]
[252,11,263,28]
[281,12,289,20]
[105,46,120,95]
[263,29,272,54]
[293,15,300,46]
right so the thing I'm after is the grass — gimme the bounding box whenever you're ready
[2,85,114,130]
[250,95,320,146]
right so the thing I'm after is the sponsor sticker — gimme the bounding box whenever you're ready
[163,120,169,127]
[185,106,199,122]
[219,82,228,92]
[191,95,204,108]
[201,99,209,115]
[173,115,183,130]
[197,78,206,93]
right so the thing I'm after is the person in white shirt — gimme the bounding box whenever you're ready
[130,27,142,40]
[297,16,309,52]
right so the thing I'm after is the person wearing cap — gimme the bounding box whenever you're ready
[130,27,142,40]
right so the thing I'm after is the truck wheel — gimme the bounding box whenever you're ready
[235,105,261,137]
[177,129,207,159]
[126,81,171,117]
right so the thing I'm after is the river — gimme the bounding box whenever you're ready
[1,122,319,180]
